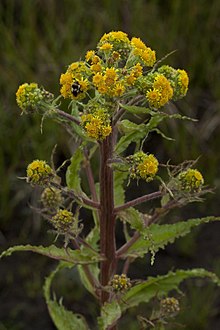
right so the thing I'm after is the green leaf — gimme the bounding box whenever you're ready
[114,170,128,206]
[77,263,99,296]
[70,101,89,140]
[66,148,84,193]
[0,244,104,264]
[124,216,220,258]
[119,104,156,115]
[118,208,145,232]
[121,268,220,312]
[115,112,194,154]
[44,263,88,330]
[98,300,121,330]
[115,122,146,154]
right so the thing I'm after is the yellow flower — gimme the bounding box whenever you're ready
[137,154,159,181]
[99,42,113,51]
[129,151,158,182]
[52,209,75,233]
[131,37,147,50]
[146,74,173,108]
[26,160,53,185]
[112,82,126,97]
[81,112,112,140]
[99,31,130,44]
[91,63,102,73]
[178,169,204,192]
[104,67,118,87]
[85,50,95,62]
[177,69,189,96]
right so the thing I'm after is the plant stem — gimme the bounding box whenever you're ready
[99,134,116,304]
[114,191,162,213]
[56,108,81,125]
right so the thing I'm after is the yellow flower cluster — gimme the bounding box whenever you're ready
[16,83,44,113]
[92,67,126,97]
[60,61,90,100]
[109,274,132,292]
[99,31,130,45]
[158,65,189,100]
[178,168,204,192]
[131,37,156,67]
[51,209,74,233]
[146,74,173,108]
[81,111,112,141]
[26,160,53,185]
[41,187,63,210]
[129,151,159,182]
[177,69,189,97]
[126,63,143,86]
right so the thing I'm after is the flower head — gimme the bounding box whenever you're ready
[146,74,173,108]
[109,274,132,292]
[16,83,52,114]
[178,168,204,192]
[51,209,74,233]
[41,187,63,210]
[158,65,189,100]
[160,297,180,316]
[81,110,112,141]
[128,151,159,182]
[60,61,90,100]
[26,160,53,186]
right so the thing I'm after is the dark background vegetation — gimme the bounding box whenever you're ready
[0,1,220,329]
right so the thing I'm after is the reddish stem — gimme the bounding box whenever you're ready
[99,135,116,304]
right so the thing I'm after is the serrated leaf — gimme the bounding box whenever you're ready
[121,268,220,312]
[98,301,121,330]
[124,216,220,258]
[66,148,84,193]
[44,263,88,330]
[0,244,104,264]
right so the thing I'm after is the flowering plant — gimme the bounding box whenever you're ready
[2,31,220,329]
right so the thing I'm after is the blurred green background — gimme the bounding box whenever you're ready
[0,1,220,329]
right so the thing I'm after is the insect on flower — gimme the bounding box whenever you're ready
[71,80,82,97]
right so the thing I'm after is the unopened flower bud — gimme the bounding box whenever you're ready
[109,274,132,292]
[16,83,53,114]
[160,297,180,316]
[41,187,63,210]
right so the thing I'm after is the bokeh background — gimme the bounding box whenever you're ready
[0,1,220,329]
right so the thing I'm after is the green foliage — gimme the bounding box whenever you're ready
[66,148,85,193]
[0,244,103,264]
[98,301,121,330]
[44,263,89,330]
[118,212,220,258]
[116,107,194,154]
[98,269,220,328]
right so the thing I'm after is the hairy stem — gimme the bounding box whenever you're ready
[99,134,116,304]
